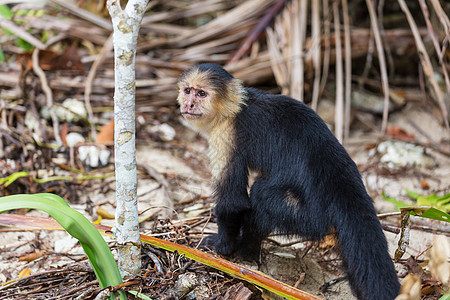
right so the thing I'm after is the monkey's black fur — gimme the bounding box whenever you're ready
[188,64,400,300]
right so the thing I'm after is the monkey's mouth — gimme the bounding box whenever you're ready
[182,112,203,119]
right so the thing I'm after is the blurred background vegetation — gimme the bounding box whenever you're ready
[0,0,448,136]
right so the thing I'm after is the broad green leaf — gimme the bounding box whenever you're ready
[405,207,450,223]
[0,5,13,19]
[0,194,126,300]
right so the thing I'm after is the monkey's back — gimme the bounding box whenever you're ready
[234,88,369,207]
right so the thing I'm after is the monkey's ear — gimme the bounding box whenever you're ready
[213,78,247,119]
[227,79,247,105]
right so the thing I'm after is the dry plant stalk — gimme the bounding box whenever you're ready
[32,50,62,146]
[298,0,308,100]
[173,0,274,48]
[267,27,289,94]
[366,0,390,135]
[418,0,450,95]
[266,5,291,95]
[228,0,288,64]
[397,0,449,130]
[428,0,450,37]
[84,34,114,142]
[310,0,321,111]
[333,1,344,143]
[319,0,331,97]
[290,0,302,100]
[342,0,352,143]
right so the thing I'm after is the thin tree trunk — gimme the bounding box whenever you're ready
[107,0,149,278]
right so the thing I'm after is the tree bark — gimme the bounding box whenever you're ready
[107,0,149,278]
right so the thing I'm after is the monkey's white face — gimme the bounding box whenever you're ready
[177,85,217,130]
[176,67,244,133]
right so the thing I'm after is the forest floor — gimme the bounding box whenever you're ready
[0,97,449,300]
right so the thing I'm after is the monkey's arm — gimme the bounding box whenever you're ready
[206,154,250,255]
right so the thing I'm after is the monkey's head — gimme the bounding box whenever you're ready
[177,63,246,132]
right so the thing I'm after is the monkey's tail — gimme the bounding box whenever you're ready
[335,205,400,300]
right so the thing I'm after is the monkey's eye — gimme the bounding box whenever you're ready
[184,88,191,94]
[197,90,207,97]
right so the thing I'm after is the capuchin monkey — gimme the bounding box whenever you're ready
[177,63,400,300]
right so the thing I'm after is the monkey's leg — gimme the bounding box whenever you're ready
[238,216,265,262]
[237,178,281,261]
[202,154,251,256]
[201,206,247,255]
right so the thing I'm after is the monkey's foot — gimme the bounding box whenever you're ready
[238,247,261,263]
[199,234,236,256]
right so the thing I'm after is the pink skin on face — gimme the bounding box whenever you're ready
[180,87,208,120]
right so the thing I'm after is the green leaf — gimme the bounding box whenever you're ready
[128,290,153,300]
[404,190,450,212]
[382,192,411,210]
[36,9,45,17]
[437,193,450,204]
[0,194,126,300]
[0,171,29,187]
[406,207,450,223]
[439,293,450,300]
[404,189,420,200]
[417,195,434,206]
[15,9,29,16]
[15,38,34,51]
[0,49,4,63]
[0,5,13,20]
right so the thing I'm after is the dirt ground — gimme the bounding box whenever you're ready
[0,101,449,300]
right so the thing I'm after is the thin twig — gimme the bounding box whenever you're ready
[398,0,449,130]
[428,0,450,38]
[319,0,331,97]
[359,27,375,88]
[310,0,321,111]
[366,0,390,135]
[298,0,308,100]
[377,0,395,79]
[0,18,46,50]
[31,49,62,145]
[333,1,344,143]
[342,0,352,144]
[85,34,114,142]
[48,0,112,30]
[418,0,450,95]
[228,0,288,64]
[290,0,302,100]
[266,27,289,93]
